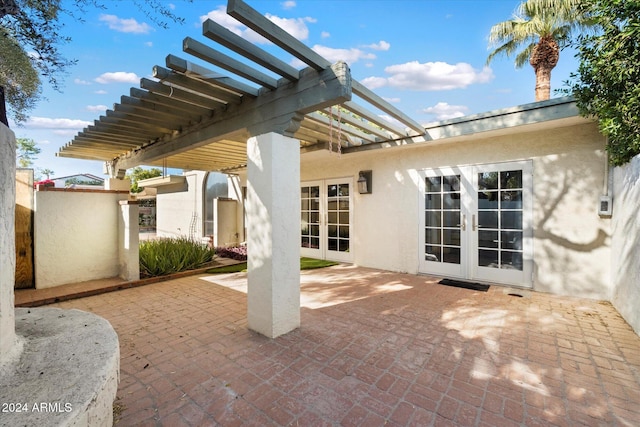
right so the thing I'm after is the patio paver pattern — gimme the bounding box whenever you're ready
[51,265,640,426]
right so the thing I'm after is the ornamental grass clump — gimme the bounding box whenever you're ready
[139,237,215,277]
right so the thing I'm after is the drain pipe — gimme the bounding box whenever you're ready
[598,143,613,217]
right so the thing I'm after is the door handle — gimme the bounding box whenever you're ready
[472,214,478,231]
[459,214,466,231]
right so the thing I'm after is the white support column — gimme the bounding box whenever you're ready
[118,200,140,281]
[246,132,300,338]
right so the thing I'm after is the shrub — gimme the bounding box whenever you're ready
[140,237,215,277]
[214,245,247,261]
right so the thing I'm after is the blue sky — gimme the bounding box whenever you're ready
[13,0,581,179]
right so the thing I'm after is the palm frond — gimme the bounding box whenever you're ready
[486,0,597,66]
[515,44,536,68]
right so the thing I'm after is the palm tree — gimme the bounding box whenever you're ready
[40,168,54,179]
[487,0,594,101]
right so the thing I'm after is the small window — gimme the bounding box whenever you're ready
[203,172,229,237]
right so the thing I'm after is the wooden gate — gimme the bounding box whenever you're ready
[15,169,34,289]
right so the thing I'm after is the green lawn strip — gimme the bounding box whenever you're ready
[300,257,339,270]
[205,257,338,274]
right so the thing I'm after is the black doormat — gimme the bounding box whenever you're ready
[438,278,490,292]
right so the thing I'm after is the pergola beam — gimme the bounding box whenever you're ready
[104,110,175,134]
[202,19,300,82]
[153,66,244,105]
[113,104,193,128]
[165,54,259,97]
[119,95,202,122]
[302,113,377,144]
[227,0,331,71]
[140,78,226,110]
[184,37,279,90]
[352,80,425,135]
[129,88,212,117]
[343,101,408,136]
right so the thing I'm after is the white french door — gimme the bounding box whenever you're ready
[419,161,533,287]
[301,178,353,263]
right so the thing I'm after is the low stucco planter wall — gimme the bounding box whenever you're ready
[0,308,119,427]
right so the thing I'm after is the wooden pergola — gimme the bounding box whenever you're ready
[57,0,426,177]
[57,0,428,338]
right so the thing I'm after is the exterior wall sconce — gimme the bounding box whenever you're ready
[357,170,372,194]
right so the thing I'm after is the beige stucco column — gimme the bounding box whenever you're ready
[118,200,140,281]
[246,132,300,338]
[0,124,19,366]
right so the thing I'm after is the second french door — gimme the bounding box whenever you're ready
[301,178,353,263]
[419,161,533,287]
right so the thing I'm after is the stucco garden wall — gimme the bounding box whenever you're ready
[34,189,128,288]
[611,154,640,334]
[300,120,611,300]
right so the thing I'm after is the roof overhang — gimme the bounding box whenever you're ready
[341,96,593,153]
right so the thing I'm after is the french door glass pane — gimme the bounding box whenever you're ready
[327,183,350,252]
[477,170,523,270]
[424,174,461,264]
[443,229,460,246]
[442,247,461,264]
[301,185,320,249]
[426,228,441,245]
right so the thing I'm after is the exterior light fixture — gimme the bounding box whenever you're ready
[357,170,372,194]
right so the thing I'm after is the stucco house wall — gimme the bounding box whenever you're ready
[155,99,614,303]
[155,172,205,239]
[298,119,610,300]
[34,190,128,289]
[155,171,243,244]
[611,154,640,334]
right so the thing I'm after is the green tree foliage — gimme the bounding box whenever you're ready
[16,137,40,168]
[126,166,163,193]
[487,0,595,101]
[65,177,102,186]
[0,0,189,125]
[566,0,640,165]
[0,30,41,124]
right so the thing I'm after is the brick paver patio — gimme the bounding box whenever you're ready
[51,265,640,426]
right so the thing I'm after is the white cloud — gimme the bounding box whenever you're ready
[266,14,315,40]
[361,76,388,90]
[311,45,375,64]
[200,6,315,43]
[99,14,152,34]
[86,105,108,112]
[282,1,296,10]
[363,61,494,91]
[25,117,91,130]
[95,90,108,95]
[200,6,245,34]
[321,31,330,38]
[74,78,91,86]
[365,40,390,51]
[145,41,153,47]
[95,72,140,84]
[422,102,469,120]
